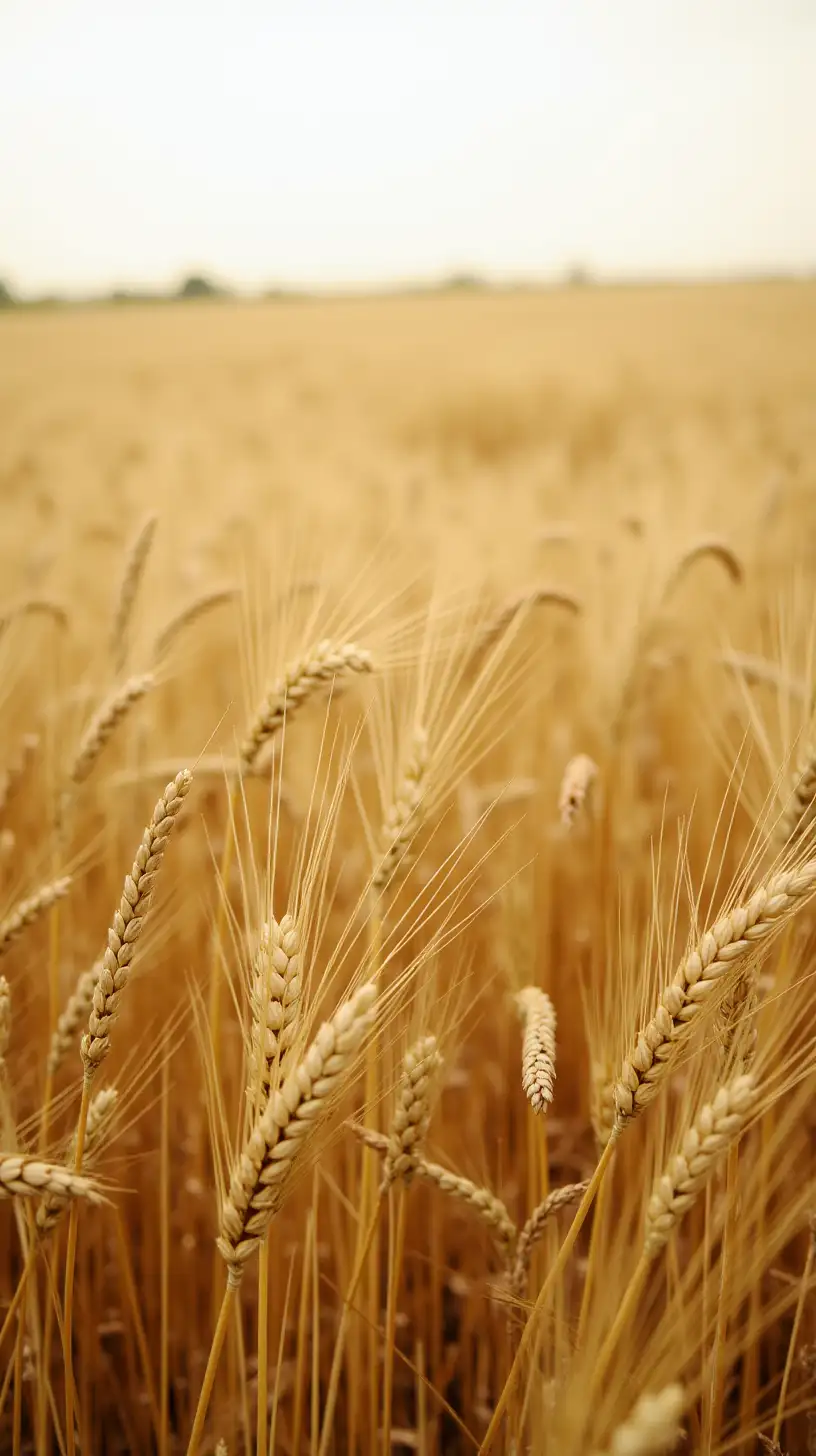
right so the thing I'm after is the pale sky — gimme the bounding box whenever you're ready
[1,0,815,297]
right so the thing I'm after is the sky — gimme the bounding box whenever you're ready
[1,0,815,297]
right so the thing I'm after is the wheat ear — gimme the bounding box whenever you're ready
[614,860,816,1128]
[0,877,71,960]
[37,1088,118,1235]
[0,733,39,819]
[152,586,236,662]
[475,586,582,660]
[0,1154,101,1205]
[779,741,816,847]
[248,914,301,1102]
[0,976,10,1064]
[70,674,154,786]
[516,987,557,1113]
[219,981,377,1281]
[0,598,68,636]
[81,770,192,1074]
[372,727,429,893]
[381,1035,441,1190]
[239,641,374,773]
[590,1061,617,1150]
[111,514,158,671]
[349,1122,517,1250]
[559,753,599,829]
[645,1074,757,1256]
[47,964,101,1078]
[593,1384,685,1456]
[509,1181,589,1299]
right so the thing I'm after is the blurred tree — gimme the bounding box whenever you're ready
[0,279,16,307]
[177,274,223,300]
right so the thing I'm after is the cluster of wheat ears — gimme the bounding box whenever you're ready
[1,509,816,1456]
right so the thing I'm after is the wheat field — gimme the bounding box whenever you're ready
[1,282,816,1454]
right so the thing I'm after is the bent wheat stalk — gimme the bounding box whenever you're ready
[509,1181,589,1300]
[69,674,154,787]
[152,586,236,662]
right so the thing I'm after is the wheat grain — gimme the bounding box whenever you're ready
[0,877,71,960]
[645,1075,757,1256]
[372,727,429,893]
[111,514,158,671]
[218,981,377,1280]
[509,1180,590,1298]
[0,1154,101,1206]
[593,1384,685,1456]
[70,674,154,786]
[47,964,101,1078]
[516,987,557,1113]
[81,770,192,1073]
[614,859,816,1128]
[382,1034,441,1189]
[248,914,301,1100]
[152,586,236,661]
[0,733,39,819]
[559,753,599,829]
[240,640,374,773]
[37,1088,118,1235]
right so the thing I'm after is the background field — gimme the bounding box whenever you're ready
[1,282,816,1454]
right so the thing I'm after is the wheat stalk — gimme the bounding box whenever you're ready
[70,674,154,786]
[0,1154,102,1206]
[372,727,429,893]
[218,981,377,1281]
[37,1088,118,1235]
[47,964,101,1078]
[0,733,39,819]
[516,987,556,1113]
[0,877,71,960]
[509,1180,590,1298]
[559,753,599,829]
[240,640,374,774]
[664,536,743,600]
[593,1384,685,1456]
[645,1075,757,1256]
[614,859,816,1128]
[81,770,192,1074]
[111,514,158,671]
[381,1035,441,1190]
[152,586,236,662]
[248,914,301,1102]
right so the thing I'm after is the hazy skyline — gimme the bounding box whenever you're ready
[2,0,815,297]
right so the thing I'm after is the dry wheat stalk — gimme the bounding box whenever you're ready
[248,914,301,1099]
[372,727,429,893]
[0,733,39,819]
[614,859,816,1128]
[111,514,158,671]
[0,1154,101,1206]
[240,640,374,773]
[559,753,599,829]
[645,1074,757,1256]
[348,1122,517,1250]
[47,963,101,1078]
[593,1383,685,1456]
[37,1088,118,1235]
[152,586,236,661]
[509,1180,590,1298]
[516,987,557,1113]
[218,981,377,1281]
[0,977,10,1063]
[70,674,154,786]
[382,1034,441,1189]
[0,877,71,961]
[81,770,192,1073]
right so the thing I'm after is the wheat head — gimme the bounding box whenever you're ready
[516,987,557,1113]
[0,1154,102,1206]
[70,674,154,786]
[0,877,71,960]
[510,1180,590,1299]
[218,980,377,1281]
[382,1034,441,1189]
[47,963,101,1078]
[239,640,373,773]
[248,913,301,1101]
[593,1384,685,1456]
[37,1087,118,1235]
[0,733,39,819]
[559,753,599,830]
[372,726,429,893]
[111,514,158,671]
[81,770,192,1073]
